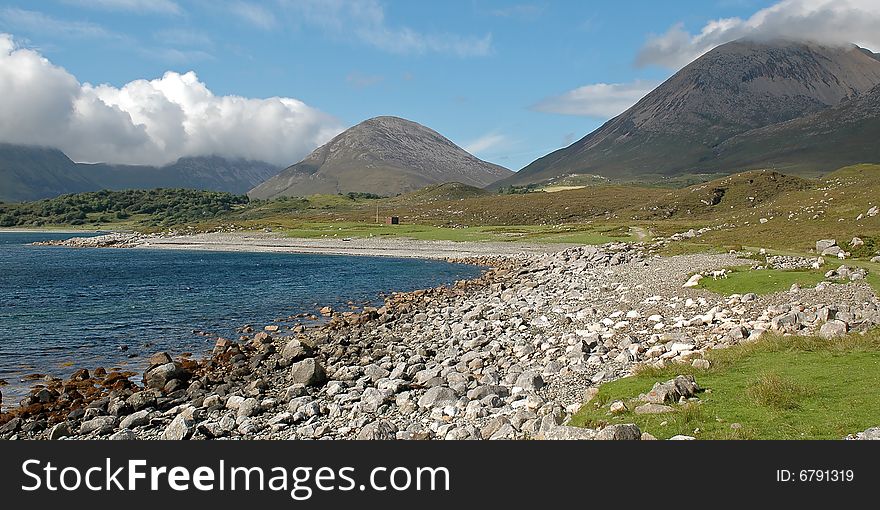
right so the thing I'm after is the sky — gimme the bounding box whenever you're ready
[2,0,880,170]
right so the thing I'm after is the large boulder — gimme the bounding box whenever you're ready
[418,386,458,409]
[162,414,195,440]
[281,338,315,363]
[289,358,327,387]
[816,239,837,253]
[143,362,190,390]
[819,320,848,339]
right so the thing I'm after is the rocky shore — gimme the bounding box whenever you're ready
[3,240,879,440]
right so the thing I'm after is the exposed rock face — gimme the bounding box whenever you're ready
[249,116,512,199]
[496,39,880,187]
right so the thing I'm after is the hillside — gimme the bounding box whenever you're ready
[0,144,280,202]
[0,144,97,202]
[495,39,880,188]
[80,156,280,195]
[248,116,512,199]
[707,84,880,174]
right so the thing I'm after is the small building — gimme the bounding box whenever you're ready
[385,216,400,225]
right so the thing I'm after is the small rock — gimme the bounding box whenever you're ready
[596,424,641,440]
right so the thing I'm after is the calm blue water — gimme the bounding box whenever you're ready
[0,232,482,407]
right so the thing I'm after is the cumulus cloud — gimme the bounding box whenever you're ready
[532,80,659,118]
[0,34,343,166]
[281,0,493,57]
[637,0,880,69]
[60,0,182,15]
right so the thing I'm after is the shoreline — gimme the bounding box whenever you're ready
[3,235,878,440]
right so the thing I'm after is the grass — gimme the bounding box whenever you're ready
[275,222,636,244]
[568,330,880,439]
[698,267,829,295]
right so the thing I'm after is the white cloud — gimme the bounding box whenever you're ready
[60,0,182,15]
[281,0,493,57]
[464,133,508,155]
[226,1,277,30]
[0,33,343,167]
[532,80,660,118]
[637,0,880,69]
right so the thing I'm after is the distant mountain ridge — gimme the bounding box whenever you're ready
[494,39,880,188]
[249,116,512,199]
[0,144,280,202]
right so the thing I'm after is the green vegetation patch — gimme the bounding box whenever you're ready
[569,331,880,439]
[698,267,828,296]
[277,222,635,244]
[0,189,247,228]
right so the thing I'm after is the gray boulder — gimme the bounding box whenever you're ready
[819,320,848,339]
[289,358,327,387]
[162,414,195,440]
[418,386,458,409]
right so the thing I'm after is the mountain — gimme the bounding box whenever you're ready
[0,144,280,202]
[707,84,880,173]
[248,116,512,199]
[495,39,880,188]
[79,156,280,195]
[0,144,96,202]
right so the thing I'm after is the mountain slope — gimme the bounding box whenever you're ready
[249,116,512,199]
[707,84,880,173]
[80,156,280,195]
[0,145,280,202]
[496,39,880,188]
[0,144,97,202]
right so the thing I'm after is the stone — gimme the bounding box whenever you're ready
[609,401,628,415]
[819,320,848,339]
[541,425,597,440]
[79,416,117,435]
[127,391,157,411]
[816,239,837,253]
[691,359,710,370]
[147,352,172,368]
[418,386,458,409]
[850,237,864,248]
[162,414,195,440]
[513,371,544,391]
[357,420,398,440]
[281,339,314,362]
[48,422,71,440]
[110,429,138,440]
[683,274,703,288]
[669,435,696,440]
[635,403,675,414]
[596,424,641,440]
[143,362,189,390]
[642,382,680,404]
[289,358,327,387]
[119,410,150,429]
[466,385,510,400]
[237,397,260,418]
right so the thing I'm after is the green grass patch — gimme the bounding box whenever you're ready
[276,222,635,244]
[698,267,828,296]
[568,331,880,439]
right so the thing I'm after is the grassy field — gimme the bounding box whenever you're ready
[698,267,829,295]
[568,331,880,439]
[276,222,637,244]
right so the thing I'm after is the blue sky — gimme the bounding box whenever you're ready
[2,0,877,169]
